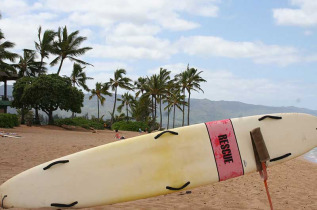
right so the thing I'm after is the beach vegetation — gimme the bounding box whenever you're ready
[55,117,104,130]
[0,113,19,128]
[13,74,84,124]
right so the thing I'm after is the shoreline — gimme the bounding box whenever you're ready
[0,125,316,209]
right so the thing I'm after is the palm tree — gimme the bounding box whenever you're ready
[108,69,133,124]
[158,68,170,128]
[176,68,189,126]
[50,26,92,75]
[35,26,56,73]
[144,74,161,120]
[164,89,187,128]
[134,77,147,97]
[89,82,112,119]
[117,92,135,121]
[71,63,93,118]
[0,28,19,74]
[186,67,206,125]
[13,49,44,77]
[70,63,93,91]
[163,81,178,129]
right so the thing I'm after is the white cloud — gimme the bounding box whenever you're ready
[191,68,317,108]
[41,0,219,31]
[176,36,301,66]
[273,0,317,27]
[147,63,188,75]
[113,23,161,36]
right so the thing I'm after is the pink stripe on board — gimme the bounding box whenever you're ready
[205,119,244,181]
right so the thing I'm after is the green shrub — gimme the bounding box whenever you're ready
[55,117,104,130]
[111,121,149,132]
[0,114,19,128]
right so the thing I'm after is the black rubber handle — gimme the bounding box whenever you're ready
[51,201,78,208]
[270,153,291,162]
[1,195,7,209]
[258,115,282,121]
[154,130,178,139]
[166,181,190,191]
[43,160,69,170]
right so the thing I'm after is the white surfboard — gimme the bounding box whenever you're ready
[0,113,316,208]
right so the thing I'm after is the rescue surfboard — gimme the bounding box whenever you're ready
[0,113,316,208]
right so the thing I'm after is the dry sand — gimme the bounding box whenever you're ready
[0,125,316,210]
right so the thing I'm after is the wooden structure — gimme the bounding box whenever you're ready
[0,72,19,113]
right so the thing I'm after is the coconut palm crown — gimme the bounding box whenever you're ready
[50,26,92,75]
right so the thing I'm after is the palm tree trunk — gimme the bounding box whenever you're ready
[72,81,75,118]
[126,104,128,122]
[173,105,176,128]
[182,89,185,126]
[159,95,162,128]
[111,87,117,124]
[187,91,191,126]
[97,97,100,119]
[154,96,157,122]
[57,57,64,75]
[151,95,154,119]
[167,108,170,129]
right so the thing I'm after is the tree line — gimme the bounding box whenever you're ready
[90,66,206,129]
[1,20,206,128]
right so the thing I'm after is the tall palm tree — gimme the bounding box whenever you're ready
[50,26,92,75]
[108,69,133,124]
[158,68,170,128]
[71,63,93,118]
[89,82,112,119]
[0,28,18,74]
[164,89,187,128]
[186,67,206,125]
[144,74,161,120]
[35,26,56,73]
[163,81,178,129]
[176,68,189,126]
[117,92,135,122]
[13,49,44,77]
[70,63,93,91]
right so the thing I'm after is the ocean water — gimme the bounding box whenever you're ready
[304,147,317,163]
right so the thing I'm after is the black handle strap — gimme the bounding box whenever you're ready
[154,130,178,139]
[51,201,78,208]
[1,195,7,209]
[258,115,282,121]
[270,153,291,162]
[166,181,190,191]
[43,160,69,170]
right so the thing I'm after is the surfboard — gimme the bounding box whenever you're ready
[0,113,316,208]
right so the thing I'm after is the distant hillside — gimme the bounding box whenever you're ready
[2,85,316,127]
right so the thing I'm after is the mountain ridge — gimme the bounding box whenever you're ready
[1,85,316,127]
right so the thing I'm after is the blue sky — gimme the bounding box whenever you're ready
[0,0,316,109]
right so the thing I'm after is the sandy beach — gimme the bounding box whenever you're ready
[0,125,316,210]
